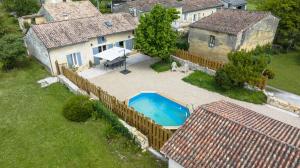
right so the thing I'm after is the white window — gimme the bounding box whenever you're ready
[209,35,216,48]
[66,52,82,67]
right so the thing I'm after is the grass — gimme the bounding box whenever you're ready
[183,71,267,104]
[151,60,181,73]
[0,60,166,168]
[247,0,259,10]
[268,51,300,95]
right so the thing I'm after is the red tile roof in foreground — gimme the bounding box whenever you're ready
[161,101,300,168]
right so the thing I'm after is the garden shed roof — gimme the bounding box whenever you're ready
[190,9,274,35]
[161,101,300,168]
[31,13,138,49]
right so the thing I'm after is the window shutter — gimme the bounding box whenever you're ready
[76,52,82,66]
[107,44,113,49]
[66,54,73,68]
[97,36,106,44]
[94,57,100,65]
[92,47,99,55]
[115,42,120,47]
[125,39,133,50]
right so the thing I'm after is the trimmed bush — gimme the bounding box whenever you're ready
[62,95,94,122]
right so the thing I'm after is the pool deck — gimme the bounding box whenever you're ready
[88,55,300,128]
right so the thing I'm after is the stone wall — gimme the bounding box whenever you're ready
[171,55,216,76]
[237,15,279,51]
[266,94,300,116]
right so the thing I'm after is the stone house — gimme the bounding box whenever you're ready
[113,0,223,31]
[188,9,279,62]
[221,0,247,9]
[24,13,138,75]
[161,101,300,168]
[38,0,101,22]
[19,0,100,32]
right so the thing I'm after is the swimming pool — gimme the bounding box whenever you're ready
[128,92,190,127]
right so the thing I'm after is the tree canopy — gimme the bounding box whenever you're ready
[258,0,300,49]
[215,46,273,90]
[134,5,179,61]
[2,0,39,16]
[0,34,27,70]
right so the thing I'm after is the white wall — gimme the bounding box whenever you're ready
[169,159,184,168]
[49,31,134,75]
[179,8,218,28]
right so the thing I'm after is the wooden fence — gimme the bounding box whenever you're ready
[61,66,173,150]
[174,50,267,89]
[174,49,224,70]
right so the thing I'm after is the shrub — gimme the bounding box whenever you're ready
[215,68,234,90]
[263,69,275,79]
[93,101,132,139]
[215,47,271,89]
[0,34,27,71]
[176,33,189,50]
[62,95,94,122]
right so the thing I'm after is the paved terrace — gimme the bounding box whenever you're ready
[88,56,300,128]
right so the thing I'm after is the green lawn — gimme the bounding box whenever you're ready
[268,51,300,95]
[0,60,166,168]
[151,60,181,72]
[247,0,259,10]
[183,71,267,104]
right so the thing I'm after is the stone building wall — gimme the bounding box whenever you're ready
[237,15,279,51]
[24,28,52,73]
[188,15,279,62]
[188,28,237,62]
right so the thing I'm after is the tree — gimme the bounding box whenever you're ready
[2,0,39,16]
[258,0,300,49]
[0,34,27,71]
[215,47,272,90]
[135,5,179,61]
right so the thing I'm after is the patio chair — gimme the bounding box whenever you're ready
[183,61,189,73]
[171,62,178,71]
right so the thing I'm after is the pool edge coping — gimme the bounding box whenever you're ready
[125,91,189,130]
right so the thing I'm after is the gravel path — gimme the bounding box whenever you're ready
[89,57,300,128]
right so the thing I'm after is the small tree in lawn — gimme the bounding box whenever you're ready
[0,34,27,71]
[135,4,179,62]
[215,48,272,90]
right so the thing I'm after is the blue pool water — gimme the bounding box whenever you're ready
[128,93,190,126]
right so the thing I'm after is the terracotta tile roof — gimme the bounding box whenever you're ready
[127,0,223,13]
[31,13,138,49]
[161,101,300,168]
[190,9,273,35]
[181,0,223,13]
[42,0,101,21]
[127,0,182,12]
